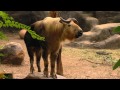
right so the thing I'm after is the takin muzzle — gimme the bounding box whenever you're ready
[75,30,83,38]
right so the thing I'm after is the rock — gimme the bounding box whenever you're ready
[24,72,66,79]
[94,11,120,24]
[90,23,120,41]
[61,12,99,32]
[0,42,25,65]
[96,51,112,55]
[66,23,120,49]
[84,16,99,31]
[6,11,48,26]
[76,23,120,42]
[85,11,120,24]
[4,11,120,32]
[5,11,98,32]
[92,34,120,49]
[19,29,27,39]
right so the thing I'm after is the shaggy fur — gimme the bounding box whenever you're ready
[24,17,83,78]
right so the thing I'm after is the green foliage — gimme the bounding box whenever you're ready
[0,74,6,79]
[113,26,120,33]
[0,11,45,77]
[0,11,14,21]
[0,73,12,79]
[0,11,45,41]
[113,59,120,70]
[112,26,120,70]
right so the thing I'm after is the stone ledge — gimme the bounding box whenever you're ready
[24,72,66,79]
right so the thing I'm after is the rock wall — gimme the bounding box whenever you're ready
[4,11,99,32]
[66,23,120,49]
[84,11,120,24]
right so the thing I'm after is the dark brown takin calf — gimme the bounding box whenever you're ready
[24,17,83,78]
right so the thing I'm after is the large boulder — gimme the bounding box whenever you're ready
[0,42,25,65]
[83,16,99,32]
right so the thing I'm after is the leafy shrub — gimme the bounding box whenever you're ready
[0,11,45,41]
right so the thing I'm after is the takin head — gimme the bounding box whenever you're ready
[59,17,83,41]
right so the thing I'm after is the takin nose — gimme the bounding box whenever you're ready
[75,30,83,38]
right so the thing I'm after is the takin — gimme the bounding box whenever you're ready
[24,17,83,78]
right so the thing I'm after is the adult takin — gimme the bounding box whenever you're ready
[24,17,83,78]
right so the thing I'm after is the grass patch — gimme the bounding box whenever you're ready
[62,47,120,65]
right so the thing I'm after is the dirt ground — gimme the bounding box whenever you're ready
[1,32,120,79]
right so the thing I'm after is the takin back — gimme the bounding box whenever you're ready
[24,17,83,78]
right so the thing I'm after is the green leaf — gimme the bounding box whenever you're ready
[113,26,120,33]
[113,59,120,70]
[9,23,13,27]
[9,17,14,20]
[0,11,45,41]
[0,21,3,28]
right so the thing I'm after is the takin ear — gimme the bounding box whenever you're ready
[71,18,79,25]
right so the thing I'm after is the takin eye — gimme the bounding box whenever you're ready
[68,24,71,27]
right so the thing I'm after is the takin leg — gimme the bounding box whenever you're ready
[27,47,35,74]
[50,53,58,79]
[57,47,63,76]
[35,48,42,72]
[42,50,49,77]
[24,31,35,74]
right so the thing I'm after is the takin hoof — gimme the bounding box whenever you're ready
[57,72,63,76]
[43,71,49,77]
[50,74,57,79]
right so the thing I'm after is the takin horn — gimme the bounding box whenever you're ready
[59,17,71,24]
